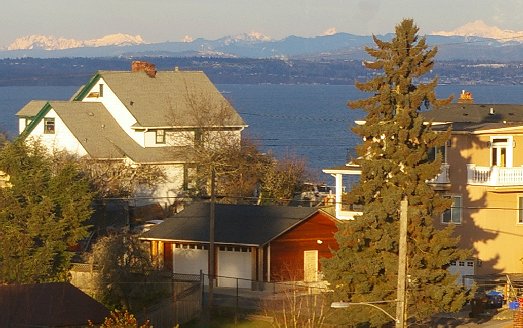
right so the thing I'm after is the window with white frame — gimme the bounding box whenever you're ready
[518,196,523,224]
[442,195,462,224]
[43,118,55,134]
[427,143,448,163]
[155,129,166,144]
[490,136,513,167]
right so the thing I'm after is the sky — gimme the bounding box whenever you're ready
[2,0,523,47]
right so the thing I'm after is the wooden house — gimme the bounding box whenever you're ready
[140,202,339,288]
[16,61,247,207]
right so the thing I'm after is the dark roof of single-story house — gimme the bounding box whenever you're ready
[141,202,333,246]
[0,282,109,327]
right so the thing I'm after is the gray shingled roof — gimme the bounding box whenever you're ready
[0,282,109,327]
[19,101,193,163]
[141,203,323,246]
[422,103,523,133]
[17,100,48,117]
[423,103,523,124]
[16,69,245,164]
[98,70,247,128]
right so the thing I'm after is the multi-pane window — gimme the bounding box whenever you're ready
[156,129,166,144]
[442,195,462,224]
[491,137,512,167]
[183,164,197,190]
[44,118,55,134]
[518,196,523,224]
[194,129,203,147]
[99,84,104,97]
[427,144,447,163]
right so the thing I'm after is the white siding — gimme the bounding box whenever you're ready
[18,118,28,135]
[81,78,145,146]
[26,109,88,156]
[134,164,185,207]
[206,130,242,149]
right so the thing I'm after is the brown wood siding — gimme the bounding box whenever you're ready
[268,212,338,281]
[163,242,173,271]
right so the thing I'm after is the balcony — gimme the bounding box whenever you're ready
[428,164,451,190]
[467,164,523,187]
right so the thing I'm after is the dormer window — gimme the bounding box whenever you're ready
[156,129,165,144]
[44,118,55,134]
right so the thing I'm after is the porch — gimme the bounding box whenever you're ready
[467,164,523,187]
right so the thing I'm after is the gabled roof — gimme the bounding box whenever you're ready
[141,203,330,246]
[423,103,523,124]
[0,282,109,327]
[16,100,48,117]
[17,101,194,163]
[75,70,247,129]
[422,103,523,133]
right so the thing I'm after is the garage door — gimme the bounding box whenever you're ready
[448,259,475,288]
[217,246,252,288]
[173,244,208,279]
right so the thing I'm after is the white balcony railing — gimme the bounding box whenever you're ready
[467,164,523,186]
[429,164,450,185]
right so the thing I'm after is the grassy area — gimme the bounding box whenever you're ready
[182,309,273,328]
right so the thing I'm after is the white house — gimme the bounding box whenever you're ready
[16,61,247,206]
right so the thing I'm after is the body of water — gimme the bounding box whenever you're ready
[2,84,523,181]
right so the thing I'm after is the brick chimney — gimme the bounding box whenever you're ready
[131,61,157,78]
[457,90,474,104]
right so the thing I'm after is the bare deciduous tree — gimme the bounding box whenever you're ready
[86,233,170,311]
[78,159,166,199]
[262,283,330,328]
[166,87,311,204]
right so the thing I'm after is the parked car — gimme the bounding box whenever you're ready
[485,290,504,309]
[132,219,164,234]
[292,183,333,206]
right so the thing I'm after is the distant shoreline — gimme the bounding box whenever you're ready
[0,57,523,87]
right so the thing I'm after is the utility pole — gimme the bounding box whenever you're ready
[395,198,408,328]
[208,167,216,318]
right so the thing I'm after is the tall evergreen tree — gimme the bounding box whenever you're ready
[0,140,93,283]
[322,19,470,326]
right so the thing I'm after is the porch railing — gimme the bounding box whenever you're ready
[429,164,450,185]
[467,164,523,186]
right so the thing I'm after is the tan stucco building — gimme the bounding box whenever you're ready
[325,93,523,282]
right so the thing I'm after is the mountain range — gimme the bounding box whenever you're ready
[4,21,523,61]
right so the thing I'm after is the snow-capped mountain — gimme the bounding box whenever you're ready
[432,20,523,43]
[5,22,523,61]
[7,33,145,50]
[221,32,272,45]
